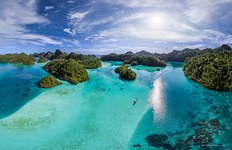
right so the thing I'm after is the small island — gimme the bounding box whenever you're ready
[38,75,61,88]
[115,65,136,80]
[119,69,136,81]
[43,59,89,84]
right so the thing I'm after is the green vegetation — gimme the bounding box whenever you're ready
[37,56,47,63]
[44,51,54,59]
[33,51,54,59]
[102,44,231,63]
[77,58,102,69]
[29,56,36,62]
[57,59,89,84]
[0,54,14,63]
[115,65,129,73]
[0,53,34,65]
[33,50,102,69]
[43,59,66,74]
[103,44,231,89]
[50,49,68,60]
[166,48,201,62]
[38,75,61,88]
[164,44,232,62]
[183,51,232,91]
[115,65,136,80]
[44,59,89,84]
[119,68,136,81]
[101,52,166,67]
[67,52,102,69]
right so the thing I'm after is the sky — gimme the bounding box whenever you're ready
[0,0,232,54]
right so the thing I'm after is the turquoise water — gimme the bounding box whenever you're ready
[0,62,231,149]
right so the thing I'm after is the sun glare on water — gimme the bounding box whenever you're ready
[149,77,166,120]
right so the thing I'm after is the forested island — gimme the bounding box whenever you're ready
[115,65,136,81]
[38,75,61,88]
[44,59,89,85]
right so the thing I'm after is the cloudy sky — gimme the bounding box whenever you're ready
[0,0,232,54]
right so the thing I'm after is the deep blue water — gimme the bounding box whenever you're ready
[0,63,47,118]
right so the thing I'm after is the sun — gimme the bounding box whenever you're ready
[145,13,169,28]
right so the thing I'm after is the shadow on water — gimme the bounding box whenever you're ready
[0,64,47,119]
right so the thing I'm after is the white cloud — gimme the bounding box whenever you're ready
[75,0,232,52]
[71,46,166,55]
[0,0,231,53]
[0,0,48,25]
[20,34,63,45]
[221,35,232,44]
[68,11,89,19]
[76,16,114,33]
[67,0,75,4]
[173,44,207,50]
[100,0,181,8]
[44,6,54,11]
[185,0,232,24]
[86,12,205,43]
[63,28,76,36]
[0,0,62,49]
[66,8,114,35]
[61,39,81,48]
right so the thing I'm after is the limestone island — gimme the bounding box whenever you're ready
[115,65,136,81]
[38,75,61,88]
[43,59,89,84]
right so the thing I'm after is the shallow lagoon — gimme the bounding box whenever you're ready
[0,62,231,149]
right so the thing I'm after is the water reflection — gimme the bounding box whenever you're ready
[149,77,166,120]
